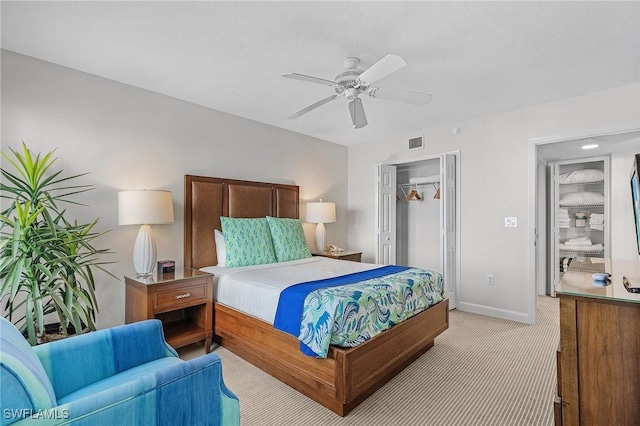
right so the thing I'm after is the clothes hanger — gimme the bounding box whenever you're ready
[406,188,423,201]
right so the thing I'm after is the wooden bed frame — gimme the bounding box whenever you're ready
[184,174,449,416]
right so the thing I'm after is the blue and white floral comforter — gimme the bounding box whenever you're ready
[274,266,444,358]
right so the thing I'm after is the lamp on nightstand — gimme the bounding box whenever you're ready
[118,190,174,277]
[306,199,336,253]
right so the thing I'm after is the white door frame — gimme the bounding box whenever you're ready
[527,125,640,323]
[377,150,461,309]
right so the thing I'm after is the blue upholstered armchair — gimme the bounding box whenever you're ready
[0,317,239,425]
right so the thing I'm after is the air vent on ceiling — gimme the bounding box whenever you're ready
[408,135,424,150]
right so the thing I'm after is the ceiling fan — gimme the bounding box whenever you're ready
[282,54,432,129]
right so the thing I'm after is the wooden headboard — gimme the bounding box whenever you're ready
[184,175,299,269]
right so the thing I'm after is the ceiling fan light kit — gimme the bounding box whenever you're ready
[348,98,368,129]
[283,54,432,129]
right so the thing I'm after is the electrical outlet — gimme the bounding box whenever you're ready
[505,217,518,228]
[486,274,495,285]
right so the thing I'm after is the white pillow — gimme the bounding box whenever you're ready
[558,169,604,184]
[214,229,226,267]
[559,191,604,206]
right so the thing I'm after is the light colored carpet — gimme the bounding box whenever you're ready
[180,296,559,426]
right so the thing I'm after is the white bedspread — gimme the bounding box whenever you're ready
[200,257,380,324]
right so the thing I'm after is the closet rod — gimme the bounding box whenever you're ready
[397,182,440,191]
[397,182,439,187]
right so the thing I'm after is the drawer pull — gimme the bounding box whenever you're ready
[175,293,191,299]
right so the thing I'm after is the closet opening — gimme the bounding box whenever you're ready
[396,160,442,273]
[377,152,460,309]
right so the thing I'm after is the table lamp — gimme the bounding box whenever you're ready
[118,190,174,277]
[306,199,336,253]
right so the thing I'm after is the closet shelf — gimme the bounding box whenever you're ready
[559,228,604,233]
[559,204,605,208]
[559,249,604,255]
[558,179,604,186]
[560,267,605,276]
[559,226,593,231]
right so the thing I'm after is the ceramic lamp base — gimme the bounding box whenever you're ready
[133,224,157,277]
[314,222,326,253]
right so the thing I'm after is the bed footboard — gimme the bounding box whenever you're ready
[214,298,449,416]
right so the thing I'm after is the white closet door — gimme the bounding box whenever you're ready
[377,164,397,264]
[550,163,560,297]
[441,154,457,309]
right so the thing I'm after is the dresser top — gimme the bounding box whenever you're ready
[556,258,640,304]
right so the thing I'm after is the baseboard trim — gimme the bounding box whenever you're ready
[457,301,534,324]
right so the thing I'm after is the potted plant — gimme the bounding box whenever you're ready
[0,142,115,344]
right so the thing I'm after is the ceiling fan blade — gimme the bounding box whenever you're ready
[288,94,339,119]
[357,54,407,85]
[368,87,432,105]
[282,73,337,87]
[348,98,368,129]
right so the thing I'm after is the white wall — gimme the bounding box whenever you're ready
[611,149,640,260]
[348,83,640,323]
[1,50,348,328]
[3,49,638,329]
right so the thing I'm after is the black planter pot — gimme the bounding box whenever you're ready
[20,321,89,343]
[44,322,79,336]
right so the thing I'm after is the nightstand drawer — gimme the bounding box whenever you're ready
[336,253,362,262]
[155,283,208,310]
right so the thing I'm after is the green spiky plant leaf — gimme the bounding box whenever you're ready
[0,142,116,344]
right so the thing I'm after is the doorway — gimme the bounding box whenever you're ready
[376,152,460,309]
[528,126,640,320]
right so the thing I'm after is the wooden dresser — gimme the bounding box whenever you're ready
[555,258,640,426]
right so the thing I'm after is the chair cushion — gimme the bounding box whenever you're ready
[34,319,177,401]
[57,357,183,405]
[0,318,57,424]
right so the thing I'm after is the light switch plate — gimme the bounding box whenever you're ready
[505,217,517,228]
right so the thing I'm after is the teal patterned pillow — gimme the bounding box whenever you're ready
[220,217,277,268]
[266,216,312,262]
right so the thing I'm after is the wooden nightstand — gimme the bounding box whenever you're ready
[312,250,362,262]
[125,268,213,353]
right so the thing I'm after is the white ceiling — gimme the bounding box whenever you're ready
[2,1,639,146]
[537,130,640,162]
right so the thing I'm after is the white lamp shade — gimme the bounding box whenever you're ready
[306,200,336,253]
[118,190,174,277]
[118,190,174,225]
[306,201,336,224]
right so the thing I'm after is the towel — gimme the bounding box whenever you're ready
[559,243,604,252]
[563,237,592,246]
[589,212,604,231]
